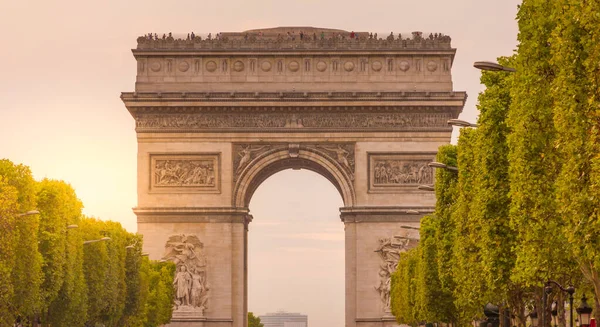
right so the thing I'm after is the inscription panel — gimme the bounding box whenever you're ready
[368,152,435,193]
[150,153,220,193]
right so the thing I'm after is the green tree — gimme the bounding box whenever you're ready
[508,2,579,324]
[248,312,264,327]
[391,249,419,325]
[36,179,84,322]
[450,129,489,324]
[144,261,175,327]
[415,215,444,323]
[0,176,18,326]
[550,0,600,319]
[432,145,459,324]
[0,160,43,324]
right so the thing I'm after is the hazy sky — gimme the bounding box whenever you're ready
[1,1,520,326]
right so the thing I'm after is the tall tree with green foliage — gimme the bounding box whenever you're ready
[248,312,264,327]
[144,261,176,326]
[391,249,420,325]
[550,0,600,318]
[432,145,459,324]
[36,179,85,322]
[415,215,444,323]
[0,160,43,324]
[0,176,18,326]
[474,56,530,324]
[450,129,490,324]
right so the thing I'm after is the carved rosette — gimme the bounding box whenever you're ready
[232,143,355,184]
[162,234,209,318]
[150,154,220,193]
[368,153,436,193]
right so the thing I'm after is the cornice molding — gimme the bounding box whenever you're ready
[121,91,467,104]
[340,206,434,223]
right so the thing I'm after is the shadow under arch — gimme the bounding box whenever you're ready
[233,145,356,208]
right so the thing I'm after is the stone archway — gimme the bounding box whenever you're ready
[233,143,356,208]
[123,27,466,327]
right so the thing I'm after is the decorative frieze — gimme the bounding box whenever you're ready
[135,111,454,131]
[150,153,220,193]
[368,152,436,193]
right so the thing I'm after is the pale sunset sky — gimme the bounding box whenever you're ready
[1,1,520,327]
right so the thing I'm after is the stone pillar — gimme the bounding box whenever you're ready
[135,207,248,327]
[341,207,428,327]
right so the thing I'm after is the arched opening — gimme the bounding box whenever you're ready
[233,146,355,208]
[247,169,345,327]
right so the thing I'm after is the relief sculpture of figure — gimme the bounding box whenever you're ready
[155,159,215,187]
[374,237,411,312]
[163,234,209,315]
[174,265,192,306]
[236,145,269,175]
[318,145,351,171]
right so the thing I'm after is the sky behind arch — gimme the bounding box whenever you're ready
[1,1,521,326]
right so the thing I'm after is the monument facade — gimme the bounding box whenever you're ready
[122,27,466,327]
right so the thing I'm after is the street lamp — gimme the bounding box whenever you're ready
[529,308,539,327]
[484,303,500,327]
[17,210,40,217]
[576,295,593,327]
[83,236,111,245]
[546,281,576,327]
[473,61,516,72]
[67,224,78,229]
[428,161,458,172]
[448,119,479,128]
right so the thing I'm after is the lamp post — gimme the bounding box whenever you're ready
[576,295,593,327]
[448,119,479,128]
[83,236,111,245]
[16,210,40,217]
[546,280,576,327]
[473,61,516,72]
[428,161,458,172]
[484,303,500,327]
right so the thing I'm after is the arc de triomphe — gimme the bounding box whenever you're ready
[121,27,466,327]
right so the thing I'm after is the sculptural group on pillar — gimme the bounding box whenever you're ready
[162,234,209,315]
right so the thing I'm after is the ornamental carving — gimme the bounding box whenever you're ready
[232,143,355,183]
[374,233,418,313]
[150,154,220,193]
[368,153,435,193]
[162,234,209,317]
[178,61,190,72]
[136,31,452,51]
[135,112,453,131]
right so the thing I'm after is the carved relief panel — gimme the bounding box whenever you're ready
[368,152,435,193]
[374,227,419,313]
[150,153,220,193]
[162,234,209,317]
